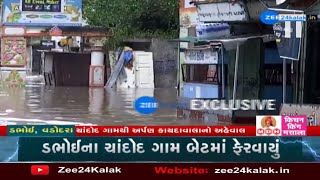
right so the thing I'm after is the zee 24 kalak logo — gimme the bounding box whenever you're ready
[256,116,282,136]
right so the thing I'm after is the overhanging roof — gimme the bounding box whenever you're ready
[174,34,276,50]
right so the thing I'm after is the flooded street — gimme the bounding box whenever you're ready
[1,79,320,162]
[0,78,212,125]
[0,77,216,162]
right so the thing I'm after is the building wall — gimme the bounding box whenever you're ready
[112,39,178,89]
[150,39,178,88]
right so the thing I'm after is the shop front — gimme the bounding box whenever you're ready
[177,35,278,124]
[176,0,293,124]
[0,0,110,87]
[0,0,82,86]
[34,26,110,87]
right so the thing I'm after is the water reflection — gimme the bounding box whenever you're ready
[0,81,218,125]
[89,88,105,115]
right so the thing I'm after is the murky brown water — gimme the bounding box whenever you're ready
[0,78,211,125]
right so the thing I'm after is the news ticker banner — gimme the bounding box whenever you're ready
[0,136,319,162]
[0,163,320,178]
[0,125,320,136]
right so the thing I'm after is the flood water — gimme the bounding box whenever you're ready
[1,78,320,162]
[0,76,213,162]
[0,77,211,125]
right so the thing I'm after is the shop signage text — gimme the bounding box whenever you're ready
[40,40,56,50]
[3,0,82,27]
[185,48,218,64]
[197,2,248,22]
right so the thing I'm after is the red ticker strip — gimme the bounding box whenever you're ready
[307,126,320,136]
[0,163,318,178]
[0,126,7,136]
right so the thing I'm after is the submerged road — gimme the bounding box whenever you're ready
[0,77,219,125]
[1,78,320,162]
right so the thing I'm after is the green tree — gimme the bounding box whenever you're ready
[82,0,179,49]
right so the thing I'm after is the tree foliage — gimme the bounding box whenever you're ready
[82,0,179,49]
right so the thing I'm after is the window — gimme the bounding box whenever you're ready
[182,64,222,84]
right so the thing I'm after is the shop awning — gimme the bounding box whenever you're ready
[173,34,276,50]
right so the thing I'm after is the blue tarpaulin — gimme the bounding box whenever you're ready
[105,47,134,88]
[124,51,133,63]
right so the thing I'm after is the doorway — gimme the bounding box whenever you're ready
[31,45,42,75]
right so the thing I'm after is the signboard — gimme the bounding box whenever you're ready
[1,37,27,67]
[3,0,82,27]
[40,40,56,50]
[271,9,304,60]
[179,0,199,27]
[2,26,26,36]
[184,48,218,64]
[197,2,248,22]
[280,104,319,126]
[22,0,61,12]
